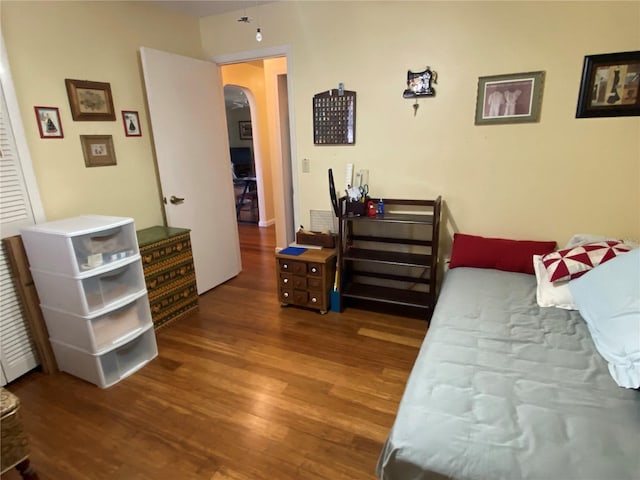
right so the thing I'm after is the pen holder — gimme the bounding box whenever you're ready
[346,197,369,216]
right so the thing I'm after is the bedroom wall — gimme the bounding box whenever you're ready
[1,1,202,228]
[200,1,640,248]
[2,1,638,249]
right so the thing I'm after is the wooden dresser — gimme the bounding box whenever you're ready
[276,248,336,314]
[137,226,198,329]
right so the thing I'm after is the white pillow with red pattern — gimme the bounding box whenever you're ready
[533,255,577,310]
[541,240,634,283]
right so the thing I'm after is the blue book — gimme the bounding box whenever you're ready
[279,246,307,256]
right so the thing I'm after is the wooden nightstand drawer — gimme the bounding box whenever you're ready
[278,259,306,275]
[293,275,307,290]
[307,263,322,276]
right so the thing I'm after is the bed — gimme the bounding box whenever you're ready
[376,265,640,480]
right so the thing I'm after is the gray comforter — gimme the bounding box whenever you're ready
[377,267,640,480]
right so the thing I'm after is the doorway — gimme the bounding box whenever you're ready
[140,46,293,296]
[225,85,259,224]
[216,48,296,250]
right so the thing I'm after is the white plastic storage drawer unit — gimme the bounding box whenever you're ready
[41,291,153,354]
[30,255,146,316]
[21,215,138,277]
[21,215,158,388]
[49,325,158,388]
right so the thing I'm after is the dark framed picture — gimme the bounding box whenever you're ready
[576,51,640,118]
[239,120,252,140]
[122,110,141,137]
[65,79,116,121]
[475,71,545,125]
[34,106,64,139]
[80,135,117,167]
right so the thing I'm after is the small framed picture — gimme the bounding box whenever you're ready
[34,106,64,138]
[239,120,252,140]
[80,135,117,167]
[475,71,545,125]
[65,79,116,121]
[122,110,141,136]
[576,51,640,118]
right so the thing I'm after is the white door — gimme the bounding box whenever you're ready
[0,37,44,383]
[140,47,241,294]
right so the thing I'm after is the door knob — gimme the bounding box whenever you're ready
[170,195,185,204]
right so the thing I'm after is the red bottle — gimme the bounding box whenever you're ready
[367,200,376,217]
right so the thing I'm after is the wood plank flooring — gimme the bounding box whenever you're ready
[2,224,428,480]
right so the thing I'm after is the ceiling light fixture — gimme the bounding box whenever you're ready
[254,1,262,43]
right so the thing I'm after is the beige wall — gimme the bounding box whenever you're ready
[2,1,639,250]
[200,1,640,248]
[2,1,202,229]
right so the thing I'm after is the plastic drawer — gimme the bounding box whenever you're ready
[42,292,153,354]
[50,326,158,388]
[21,216,138,276]
[32,256,146,316]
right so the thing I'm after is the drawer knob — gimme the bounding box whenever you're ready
[311,297,317,303]
[283,278,288,283]
[283,263,288,269]
[311,267,317,273]
[283,292,289,298]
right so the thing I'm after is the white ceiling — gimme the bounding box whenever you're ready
[150,1,274,18]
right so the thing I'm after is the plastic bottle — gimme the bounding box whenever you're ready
[377,199,384,215]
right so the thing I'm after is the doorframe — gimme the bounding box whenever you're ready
[225,84,266,225]
[213,45,298,249]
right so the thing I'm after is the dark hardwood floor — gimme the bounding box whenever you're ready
[2,224,428,480]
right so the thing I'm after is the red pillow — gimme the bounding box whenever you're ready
[449,233,556,275]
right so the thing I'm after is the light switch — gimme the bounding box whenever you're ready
[302,158,310,173]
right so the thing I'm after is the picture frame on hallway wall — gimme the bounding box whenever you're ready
[122,110,141,137]
[34,106,64,138]
[238,120,252,140]
[475,71,545,125]
[80,135,117,167]
[576,51,640,118]
[65,79,116,121]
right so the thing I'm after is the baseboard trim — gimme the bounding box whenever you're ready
[259,218,275,227]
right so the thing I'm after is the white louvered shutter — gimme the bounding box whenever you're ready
[0,70,39,384]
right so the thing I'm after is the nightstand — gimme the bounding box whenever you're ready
[276,248,336,314]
